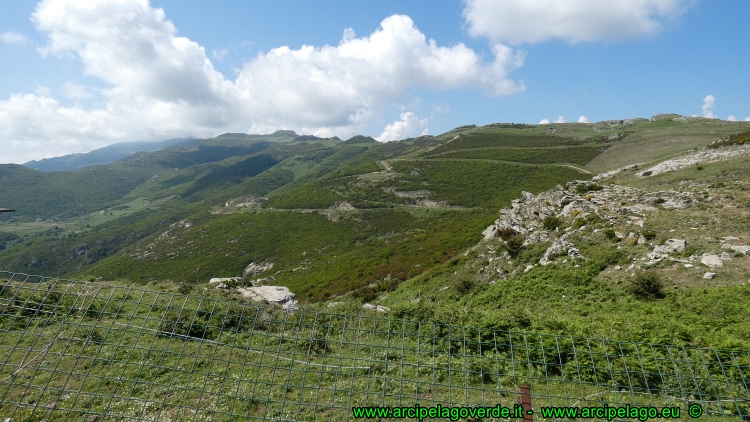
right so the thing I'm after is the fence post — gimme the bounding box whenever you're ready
[520,383,533,421]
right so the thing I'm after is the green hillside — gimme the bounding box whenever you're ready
[2,116,749,312]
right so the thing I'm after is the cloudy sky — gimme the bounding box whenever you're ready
[0,0,748,163]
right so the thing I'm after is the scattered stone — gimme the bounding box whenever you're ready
[614,266,622,270]
[362,304,390,313]
[700,254,724,269]
[209,277,243,284]
[720,252,733,260]
[243,262,274,277]
[237,286,297,310]
[721,243,750,255]
[684,264,694,268]
[653,239,687,254]
[524,265,533,273]
[327,302,343,308]
[703,272,716,280]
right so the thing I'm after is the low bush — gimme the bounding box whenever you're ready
[505,234,525,258]
[629,272,665,300]
[498,227,518,241]
[542,216,562,231]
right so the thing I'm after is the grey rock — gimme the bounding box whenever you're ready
[721,243,750,255]
[700,254,724,269]
[482,225,498,240]
[653,239,687,254]
[237,286,297,310]
[243,261,274,277]
[703,272,716,280]
[209,277,243,284]
[720,252,733,260]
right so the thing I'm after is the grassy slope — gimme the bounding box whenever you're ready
[586,119,750,172]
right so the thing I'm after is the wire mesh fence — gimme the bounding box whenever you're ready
[0,271,749,421]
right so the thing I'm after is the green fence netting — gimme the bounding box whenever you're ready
[0,271,748,421]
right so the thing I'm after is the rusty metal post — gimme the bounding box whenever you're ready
[520,383,533,421]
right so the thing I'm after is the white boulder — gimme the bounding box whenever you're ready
[238,286,297,310]
[700,254,724,269]
[653,239,686,254]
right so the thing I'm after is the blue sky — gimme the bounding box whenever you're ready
[0,0,748,163]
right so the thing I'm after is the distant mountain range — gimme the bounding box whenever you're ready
[23,138,203,171]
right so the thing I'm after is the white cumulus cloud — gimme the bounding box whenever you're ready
[578,116,589,123]
[554,116,566,123]
[62,82,93,99]
[539,119,550,124]
[745,117,750,122]
[377,112,429,142]
[1,31,28,45]
[702,95,716,118]
[0,0,526,163]
[727,116,737,122]
[463,0,690,44]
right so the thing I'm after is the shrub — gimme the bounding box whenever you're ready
[629,272,665,300]
[353,287,377,303]
[642,230,656,240]
[603,229,619,242]
[570,210,581,219]
[542,216,562,231]
[585,214,604,225]
[453,276,476,294]
[498,227,518,241]
[160,307,214,340]
[212,304,252,332]
[642,171,653,176]
[505,234,525,258]
[573,183,603,194]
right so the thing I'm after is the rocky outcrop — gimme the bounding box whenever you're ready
[244,262,274,277]
[238,286,298,310]
[539,233,584,266]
